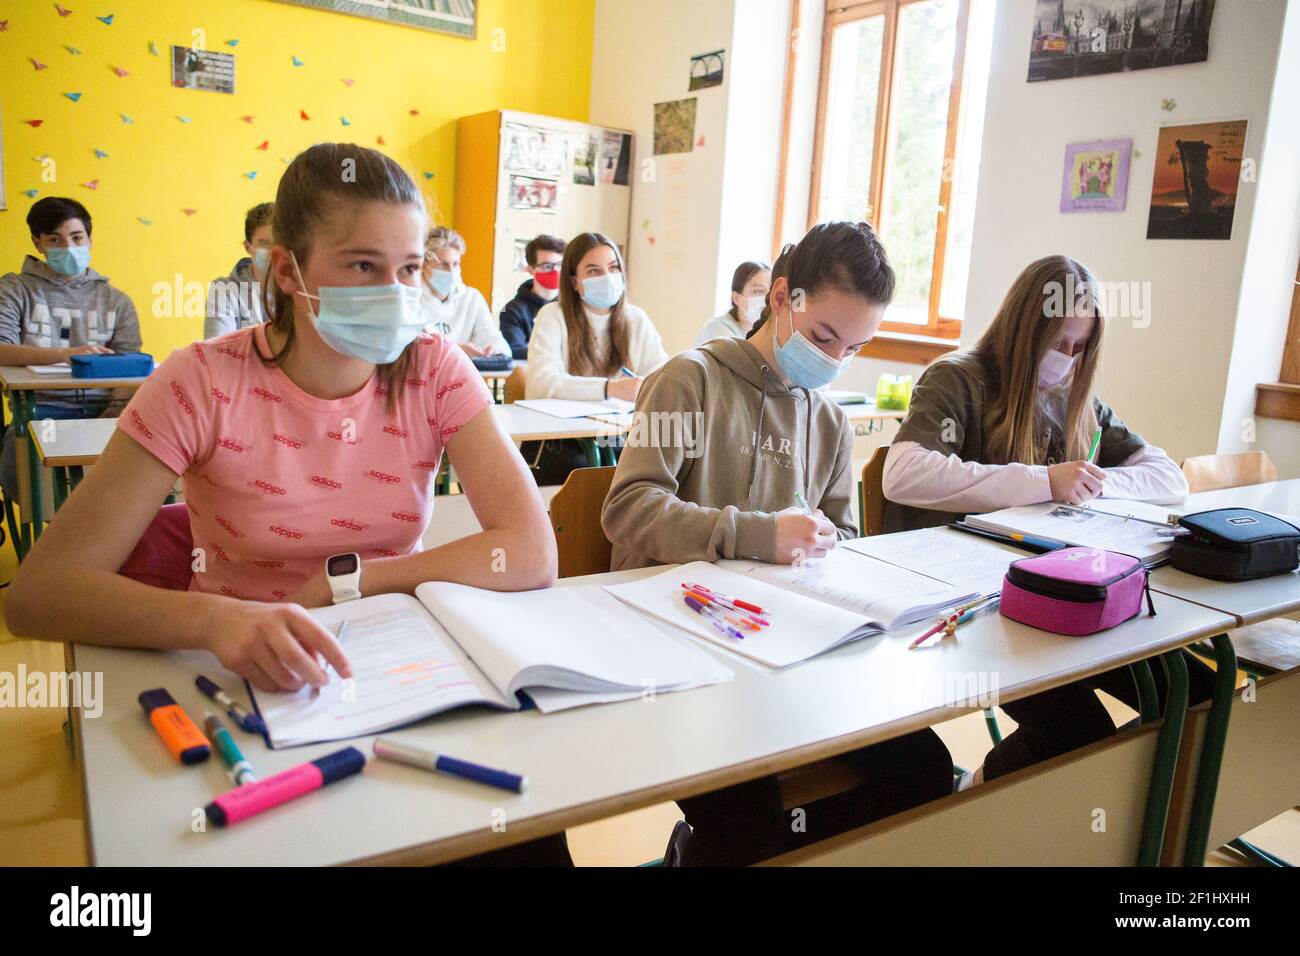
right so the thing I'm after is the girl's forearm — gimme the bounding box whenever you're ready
[7,564,227,652]
[361,527,557,596]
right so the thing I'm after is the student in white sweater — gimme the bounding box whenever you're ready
[693,259,771,346]
[420,226,511,358]
[525,231,667,401]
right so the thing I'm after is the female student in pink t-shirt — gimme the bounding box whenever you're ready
[8,144,558,696]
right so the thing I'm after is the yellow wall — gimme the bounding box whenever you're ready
[1,0,594,356]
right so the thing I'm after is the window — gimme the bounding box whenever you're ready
[810,0,994,339]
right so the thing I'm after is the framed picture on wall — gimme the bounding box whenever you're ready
[1146,118,1248,240]
[1060,138,1131,213]
[271,0,477,40]
[1028,0,1215,83]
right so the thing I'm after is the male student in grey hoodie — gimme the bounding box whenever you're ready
[0,197,141,498]
[205,202,274,339]
[602,222,953,866]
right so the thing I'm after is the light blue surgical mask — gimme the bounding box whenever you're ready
[581,272,625,310]
[292,253,425,365]
[45,244,91,276]
[251,247,271,274]
[774,307,851,389]
[426,268,457,298]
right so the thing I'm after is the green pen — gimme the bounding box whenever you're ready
[205,713,256,786]
[793,491,812,515]
[1087,428,1103,463]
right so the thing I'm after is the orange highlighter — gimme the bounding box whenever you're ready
[139,688,211,764]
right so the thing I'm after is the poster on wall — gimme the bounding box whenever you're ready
[171,46,236,94]
[1027,0,1215,83]
[653,98,697,156]
[504,123,568,179]
[271,0,476,39]
[508,175,559,214]
[1146,118,1247,240]
[1060,138,1131,212]
[689,49,725,90]
[599,130,632,186]
[573,134,598,186]
[512,238,530,273]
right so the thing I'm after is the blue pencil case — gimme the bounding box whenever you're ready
[70,352,154,378]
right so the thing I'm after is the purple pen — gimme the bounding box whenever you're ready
[685,594,746,640]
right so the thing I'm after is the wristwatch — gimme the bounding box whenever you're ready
[326,552,362,604]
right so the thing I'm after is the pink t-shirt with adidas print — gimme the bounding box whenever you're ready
[118,325,493,601]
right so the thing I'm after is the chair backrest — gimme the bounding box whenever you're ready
[858,445,890,537]
[504,366,527,404]
[1180,451,1278,494]
[548,466,617,577]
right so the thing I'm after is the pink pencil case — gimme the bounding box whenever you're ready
[999,547,1155,636]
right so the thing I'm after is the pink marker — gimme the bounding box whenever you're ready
[204,747,365,827]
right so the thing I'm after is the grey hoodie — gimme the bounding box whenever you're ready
[602,336,857,570]
[0,255,141,412]
[205,257,266,339]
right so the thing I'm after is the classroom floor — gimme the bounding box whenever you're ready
[0,529,1295,866]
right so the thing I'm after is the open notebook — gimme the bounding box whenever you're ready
[514,398,634,418]
[962,501,1176,566]
[604,551,975,669]
[250,587,732,748]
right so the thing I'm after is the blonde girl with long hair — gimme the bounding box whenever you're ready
[882,255,1205,785]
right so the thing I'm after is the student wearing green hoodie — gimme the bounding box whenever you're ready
[602,221,954,866]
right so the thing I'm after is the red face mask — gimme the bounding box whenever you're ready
[534,269,561,291]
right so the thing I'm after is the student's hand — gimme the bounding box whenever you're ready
[58,344,114,361]
[204,602,352,693]
[606,376,643,402]
[774,507,838,565]
[1048,460,1106,505]
[460,342,489,359]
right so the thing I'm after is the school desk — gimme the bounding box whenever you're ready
[1143,478,1300,865]
[491,403,625,468]
[479,360,525,403]
[68,564,1231,866]
[587,400,906,438]
[0,365,149,558]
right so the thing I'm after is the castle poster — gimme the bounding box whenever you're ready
[1028,0,1215,82]
[1146,119,1247,241]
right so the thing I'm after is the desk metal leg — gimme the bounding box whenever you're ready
[13,392,40,554]
[982,709,1002,744]
[1138,650,1188,867]
[1182,633,1238,867]
[579,439,600,469]
[1131,660,1160,724]
[52,466,69,512]
[68,465,84,490]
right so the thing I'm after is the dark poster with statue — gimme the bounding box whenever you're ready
[1146,119,1247,241]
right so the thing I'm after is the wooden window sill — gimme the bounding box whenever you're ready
[857,332,959,366]
[1255,382,1300,423]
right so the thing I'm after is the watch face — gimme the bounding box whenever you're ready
[328,553,359,577]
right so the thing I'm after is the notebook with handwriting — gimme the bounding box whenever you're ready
[251,587,732,748]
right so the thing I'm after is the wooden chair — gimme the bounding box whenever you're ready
[548,465,616,578]
[1180,451,1278,494]
[857,445,890,537]
[504,366,527,405]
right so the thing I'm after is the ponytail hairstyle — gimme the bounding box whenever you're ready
[747,221,894,339]
[262,143,427,412]
[556,231,630,377]
[728,260,771,323]
[974,255,1103,465]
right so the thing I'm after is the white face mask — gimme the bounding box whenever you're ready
[1037,348,1078,388]
[742,294,765,324]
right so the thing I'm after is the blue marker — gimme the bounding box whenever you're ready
[619,366,636,378]
[195,675,266,734]
[373,737,527,793]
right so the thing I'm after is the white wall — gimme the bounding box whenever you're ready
[589,0,739,354]
[962,0,1291,466]
[1217,0,1300,477]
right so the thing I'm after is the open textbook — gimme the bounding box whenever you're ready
[250,586,732,748]
[961,501,1176,566]
[604,551,974,669]
[845,526,1016,598]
